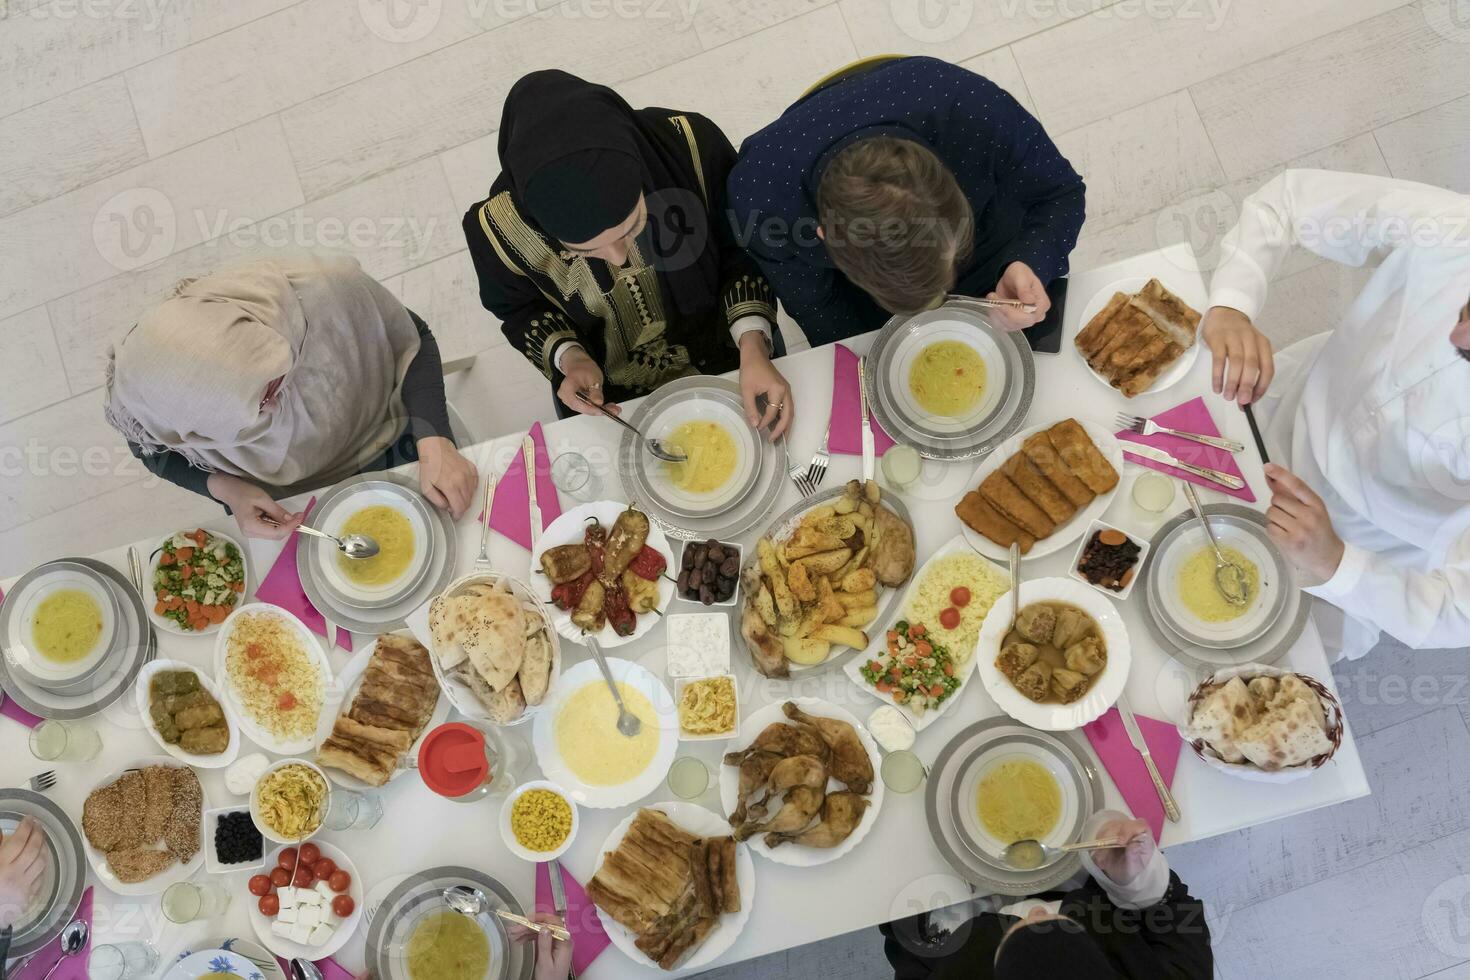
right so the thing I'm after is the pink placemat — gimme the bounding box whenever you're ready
[1083,708,1184,843]
[272,954,354,979]
[0,586,43,727]
[254,497,354,652]
[13,886,91,980]
[828,344,896,457]
[535,861,610,975]
[1116,396,1256,503]
[480,423,563,551]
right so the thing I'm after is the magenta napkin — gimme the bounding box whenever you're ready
[1116,396,1255,503]
[479,423,563,551]
[254,497,354,652]
[535,860,610,974]
[13,887,91,980]
[0,586,43,727]
[1083,708,1183,843]
[828,344,896,457]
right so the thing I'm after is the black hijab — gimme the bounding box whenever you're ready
[994,917,1122,979]
[496,70,721,316]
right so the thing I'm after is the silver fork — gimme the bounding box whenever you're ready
[786,445,815,498]
[804,421,831,491]
[1114,412,1244,453]
[29,770,56,792]
[475,461,498,571]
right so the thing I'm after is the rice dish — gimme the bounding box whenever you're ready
[225,611,323,741]
[903,553,1009,664]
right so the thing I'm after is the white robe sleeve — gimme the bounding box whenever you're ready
[1208,169,1470,320]
[1310,529,1470,650]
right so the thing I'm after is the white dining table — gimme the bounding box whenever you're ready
[1,243,1368,978]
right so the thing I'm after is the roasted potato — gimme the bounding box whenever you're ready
[839,607,877,628]
[834,493,858,516]
[753,582,777,626]
[795,548,851,577]
[812,624,869,649]
[783,636,831,666]
[787,560,817,603]
[816,578,846,624]
[863,479,880,504]
[836,588,876,610]
[758,539,799,620]
[839,568,876,593]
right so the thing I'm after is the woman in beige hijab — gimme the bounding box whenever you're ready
[105,253,478,540]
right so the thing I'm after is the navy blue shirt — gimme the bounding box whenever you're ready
[727,57,1086,346]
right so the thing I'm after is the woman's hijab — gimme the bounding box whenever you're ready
[994,917,1121,979]
[105,253,420,494]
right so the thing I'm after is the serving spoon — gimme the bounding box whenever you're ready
[583,635,642,738]
[443,886,572,942]
[1007,541,1022,631]
[261,518,380,560]
[1181,482,1248,606]
[1002,836,1126,871]
[575,389,687,463]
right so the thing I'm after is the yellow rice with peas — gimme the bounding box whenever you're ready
[511,789,573,852]
[225,611,324,740]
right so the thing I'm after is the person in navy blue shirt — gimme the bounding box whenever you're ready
[727,57,1086,346]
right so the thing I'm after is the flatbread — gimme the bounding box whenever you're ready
[519,633,553,706]
[1187,677,1255,764]
[427,595,470,670]
[1236,699,1333,771]
[483,676,526,725]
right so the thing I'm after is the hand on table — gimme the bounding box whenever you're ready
[986,262,1049,330]
[0,816,46,928]
[738,331,793,441]
[1090,817,1155,885]
[509,912,574,980]
[1202,306,1275,405]
[206,473,303,540]
[1265,463,1345,581]
[558,347,620,418]
[416,436,477,519]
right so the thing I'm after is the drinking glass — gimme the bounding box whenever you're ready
[880,750,927,794]
[29,719,101,762]
[881,445,922,491]
[1130,472,1175,521]
[162,881,230,924]
[89,941,159,980]
[551,452,604,502]
[323,789,385,831]
[667,756,711,801]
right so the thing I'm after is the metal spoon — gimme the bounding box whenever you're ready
[584,635,641,737]
[261,517,380,559]
[1002,836,1127,871]
[1007,541,1022,631]
[444,886,572,942]
[575,389,687,463]
[288,958,325,980]
[38,919,88,980]
[1181,482,1248,606]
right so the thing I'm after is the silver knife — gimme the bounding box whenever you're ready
[1117,693,1180,823]
[857,354,875,483]
[548,858,575,979]
[1122,442,1244,491]
[523,435,542,549]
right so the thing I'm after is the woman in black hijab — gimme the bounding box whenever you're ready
[463,70,792,436]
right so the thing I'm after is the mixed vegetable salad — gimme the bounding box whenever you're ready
[153,528,246,631]
[860,620,961,715]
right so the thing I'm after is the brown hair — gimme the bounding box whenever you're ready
[817,137,974,315]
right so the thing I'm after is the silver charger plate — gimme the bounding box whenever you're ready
[364,866,530,980]
[0,558,154,720]
[865,297,1035,461]
[925,717,1104,897]
[1,559,123,693]
[298,474,458,635]
[0,789,86,958]
[303,478,437,610]
[1139,504,1310,672]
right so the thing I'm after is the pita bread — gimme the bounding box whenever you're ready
[1187,677,1256,763]
[1236,699,1333,770]
[428,595,470,670]
[484,676,526,724]
[460,590,526,691]
[519,633,553,706]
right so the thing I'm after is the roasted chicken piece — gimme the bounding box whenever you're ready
[867,502,915,587]
[735,784,823,841]
[766,791,869,849]
[741,599,787,679]
[782,702,872,795]
[727,750,781,824]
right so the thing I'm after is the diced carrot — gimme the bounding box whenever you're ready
[175,546,194,562]
[915,640,932,657]
[876,681,893,693]
[943,664,955,677]
[230,581,245,592]
[154,602,167,615]
[930,684,945,697]
[179,566,193,582]
[190,617,209,631]
[159,552,175,566]
[185,600,200,614]
[909,623,927,637]
[192,529,208,546]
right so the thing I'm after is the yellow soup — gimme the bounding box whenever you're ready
[909,340,987,418]
[555,681,659,786]
[1178,545,1260,623]
[977,758,1062,844]
[337,505,415,587]
[32,589,103,663]
[663,420,738,495]
[407,910,491,980]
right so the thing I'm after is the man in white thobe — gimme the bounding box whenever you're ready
[1199,170,1470,659]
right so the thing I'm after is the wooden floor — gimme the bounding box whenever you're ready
[1,2,1467,975]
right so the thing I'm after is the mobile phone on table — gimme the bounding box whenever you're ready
[1022,277,1069,354]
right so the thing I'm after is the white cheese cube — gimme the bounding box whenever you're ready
[278,906,298,925]
[277,886,297,907]
[319,905,341,928]
[308,924,333,947]
[271,921,293,939]
[299,906,321,929]
[297,888,321,907]
[314,881,335,902]
[289,922,313,945]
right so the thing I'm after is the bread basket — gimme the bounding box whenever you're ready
[1178,663,1344,783]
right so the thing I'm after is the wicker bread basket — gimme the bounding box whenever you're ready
[1179,664,1344,783]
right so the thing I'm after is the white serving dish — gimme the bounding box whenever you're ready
[144,527,252,638]
[81,756,208,897]
[665,611,732,678]
[499,780,579,863]
[202,805,266,875]
[1068,518,1150,602]
[212,603,338,755]
[250,758,331,845]
[133,660,240,768]
[673,675,740,742]
[247,839,363,962]
[672,542,743,609]
[1072,275,1203,397]
[974,577,1132,731]
[165,949,262,980]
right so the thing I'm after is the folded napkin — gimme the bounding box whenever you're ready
[480,422,563,551]
[828,344,896,457]
[1083,708,1184,843]
[254,497,354,652]
[272,954,354,979]
[13,887,91,980]
[535,861,610,975]
[1116,396,1256,503]
[0,587,43,727]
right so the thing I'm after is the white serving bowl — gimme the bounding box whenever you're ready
[499,780,579,862]
[250,759,332,845]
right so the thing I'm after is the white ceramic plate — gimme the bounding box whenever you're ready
[641,396,761,516]
[718,697,884,868]
[974,577,1132,731]
[320,633,451,790]
[885,319,1009,436]
[4,564,118,688]
[145,528,252,638]
[248,840,364,962]
[212,604,339,756]
[133,660,241,768]
[166,938,284,980]
[81,756,208,896]
[532,658,679,809]
[529,501,677,649]
[594,801,756,972]
[165,949,263,980]
[958,418,1126,563]
[314,488,432,605]
[1073,276,1202,398]
[842,536,1009,732]
[1155,522,1284,647]
[951,736,1084,868]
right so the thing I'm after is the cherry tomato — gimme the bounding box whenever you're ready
[258,894,280,917]
[331,895,355,918]
[949,586,971,607]
[328,870,352,893]
[269,867,291,888]
[277,847,298,870]
[939,607,961,630]
[248,874,272,897]
[293,866,315,888]
[312,858,337,880]
[299,843,321,866]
